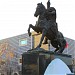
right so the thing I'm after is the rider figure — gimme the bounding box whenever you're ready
[45,0,56,22]
[43,0,58,44]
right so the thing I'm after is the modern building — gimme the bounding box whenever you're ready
[0,33,31,75]
[0,32,75,74]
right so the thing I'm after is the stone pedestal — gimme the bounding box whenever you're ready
[22,48,72,75]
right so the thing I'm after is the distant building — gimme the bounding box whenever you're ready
[0,33,31,75]
[0,32,75,74]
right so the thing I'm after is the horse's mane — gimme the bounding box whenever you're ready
[37,3,46,10]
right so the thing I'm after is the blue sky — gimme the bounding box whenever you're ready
[0,0,75,40]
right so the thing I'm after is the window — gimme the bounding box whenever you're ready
[19,38,27,46]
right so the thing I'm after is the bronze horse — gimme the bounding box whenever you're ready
[28,3,66,53]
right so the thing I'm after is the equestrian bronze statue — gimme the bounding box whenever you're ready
[28,1,66,53]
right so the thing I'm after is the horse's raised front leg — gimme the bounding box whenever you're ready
[28,24,32,36]
[28,24,41,36]
[36,29,47,49]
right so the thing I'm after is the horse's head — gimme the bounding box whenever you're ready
[34,2,46,17]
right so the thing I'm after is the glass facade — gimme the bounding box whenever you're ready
[0,33,31,75]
